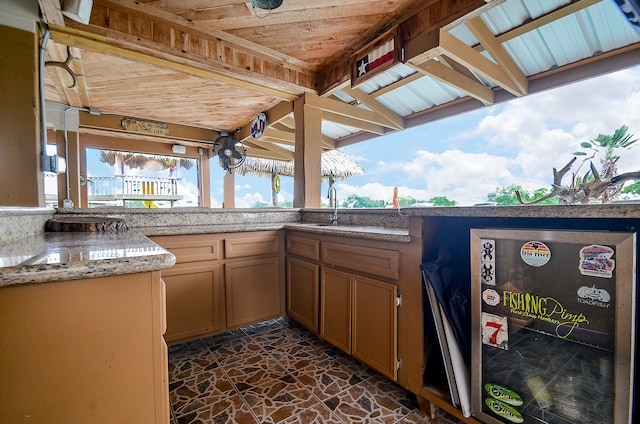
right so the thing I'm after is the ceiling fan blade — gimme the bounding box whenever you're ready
[231,149,243,160]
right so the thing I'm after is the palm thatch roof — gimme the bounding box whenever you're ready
[99,150,194,170]
[237,149,364,181]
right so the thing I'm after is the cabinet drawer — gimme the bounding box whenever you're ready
[225,231,281,258]
[151,234,222,263]
[321,242,399,280]
[286,234,320,261]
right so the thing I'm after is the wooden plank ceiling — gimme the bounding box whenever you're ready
[39,0,639,161]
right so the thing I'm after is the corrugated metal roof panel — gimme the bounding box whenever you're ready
[328,0,640,140]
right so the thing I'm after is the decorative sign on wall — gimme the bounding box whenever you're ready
[351,30,401,88]
[251,112,267,139]
[121,118,170,136]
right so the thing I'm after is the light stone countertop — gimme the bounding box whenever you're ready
[283,223,411,243]
[3,203,639,287]
[0,231,175,287]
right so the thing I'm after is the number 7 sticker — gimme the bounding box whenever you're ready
[481,312,509,350]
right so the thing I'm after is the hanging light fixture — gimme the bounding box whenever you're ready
[250,0,283,11]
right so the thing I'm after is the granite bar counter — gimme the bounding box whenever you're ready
[0,231,175,287]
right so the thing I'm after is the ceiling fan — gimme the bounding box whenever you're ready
[250,0,283,13]
[213,132,247,174]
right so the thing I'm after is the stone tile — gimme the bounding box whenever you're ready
[223,353,291,389]
[168,350,218,381]
[323,378,412,424]
[279,402,345,424]
[211,337,268,365]
[174,393,258,424]
[170,367,236,417]
[249,325,315,349]
[242,377,320,424]
[166,319,466,424]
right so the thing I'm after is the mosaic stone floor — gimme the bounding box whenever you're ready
[168,317,464,424]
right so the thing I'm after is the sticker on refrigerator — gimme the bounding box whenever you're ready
[482,288,500,307]
[481,312,508,349]
[484,398,524,423]
[520,241,551,267]
[480,239,496,285]
[484,383,523,406]
[578,244,615,278]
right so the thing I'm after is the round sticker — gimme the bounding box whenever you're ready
[520,241,551,267]
[251,112,267,139]
[482,288,500,307]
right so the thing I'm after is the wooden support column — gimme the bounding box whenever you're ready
[223,171,235,208]
[200,148,212,208]
[0,22,43,206]
[293,94,323,208]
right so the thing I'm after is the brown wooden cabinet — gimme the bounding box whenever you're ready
[151,231,284,343]
[351,274,398,380]
[287,256,320,332]
[161,261,224,342]
[0,272,169,424]
[285,234,321,333]
[321,267,399,380]
[286,232,401,381]
[225,256,282,328]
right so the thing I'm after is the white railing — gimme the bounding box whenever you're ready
[88,176,180,197]
[87,176,182,206]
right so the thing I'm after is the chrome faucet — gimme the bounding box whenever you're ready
[328,185,338,225]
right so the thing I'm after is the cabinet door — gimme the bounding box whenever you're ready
[352,275,398,380]
[161,262,224,343]
[320,268,352,354]
[225,256,281,328]
[286,257,319,332]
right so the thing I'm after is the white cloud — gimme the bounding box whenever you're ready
[235,192,266,208]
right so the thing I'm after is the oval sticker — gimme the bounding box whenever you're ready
[520,241,551,267]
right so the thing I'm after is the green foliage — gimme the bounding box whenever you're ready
[487,185,557,206]
[397,196,417,207]
[253,201,272,208]
[341,194,385,208]
[428,196,458,206]
[573,125,637,174]
[621,181,640,197]
[253,200,294,208]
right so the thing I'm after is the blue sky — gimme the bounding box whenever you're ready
[231,64,640,207]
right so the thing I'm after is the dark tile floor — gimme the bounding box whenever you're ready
[168,317,464,424]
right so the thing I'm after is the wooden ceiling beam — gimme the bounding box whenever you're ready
[369,72,423,98]
[435,28,521,97]
[46,42,92,108]
[340,87,405,130]
[59,0,319,99]
[261,128,295,145]
[305,93,403,130]
[243,138,295,160]
[38,0,65,26]
[410,59,494,105]
[466,16,528,95]
[322,111,387,136]
[483,0,603,49]
[49,24,301,101]
[187,0,397,31]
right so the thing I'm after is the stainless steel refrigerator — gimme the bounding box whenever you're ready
[470,228,635,424]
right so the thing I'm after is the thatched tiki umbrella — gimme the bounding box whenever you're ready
[237,149,364,206]
[99,151,194,175]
